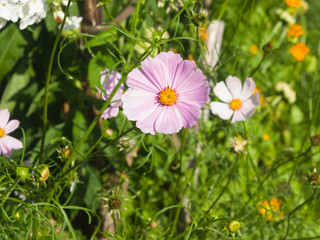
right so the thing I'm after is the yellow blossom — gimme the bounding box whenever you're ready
[263,134,270,141]
[249,44,258,56]
[287,24,304,38]
[285,0,300,8]
[289,43,309,61]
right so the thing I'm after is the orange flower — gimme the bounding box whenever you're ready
[200,26,208,42]
[188,54,195,61]
[285,0,300,8]
[259,197,284,221]
[289,43,309,61]
[287,24,304,38]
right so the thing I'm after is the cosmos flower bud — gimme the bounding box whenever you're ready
[109,197,121,210]
[262,41,273,54]
[310,134,320,146]
[191,11,208,27]
[16,167,29,181]
[226,220,241,233]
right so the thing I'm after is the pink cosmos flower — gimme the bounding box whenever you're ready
[210,76,260,123]
[122,51,210,135]
[97,68,123,119]
[0,109,23,156]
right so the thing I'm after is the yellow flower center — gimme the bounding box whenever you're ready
[159,87,177,106]
[229,99,242,110]
[0,128,5,138]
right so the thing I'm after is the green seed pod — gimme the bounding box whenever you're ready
[37,164,50,182]
[226,220,241,233]
[16,167,29,181]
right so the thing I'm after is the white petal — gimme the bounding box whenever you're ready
[231,110,246,123]
[213,81,233,103]
[4,119,20,134]
[3,135,23,150]
[226,76,242,98]
[210,102,233,120]
[240,77,256,101]
[240,93,260,118]
[0,109,10,128]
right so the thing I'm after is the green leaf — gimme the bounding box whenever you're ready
[83,164,102,211]
[87,28,117,48]
[88,51,115,89]
[0,24,27,84]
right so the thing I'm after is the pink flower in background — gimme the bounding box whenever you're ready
[210,76,260,123]
[0,109,23,156]
[122,51,210,135]
[97,69,123,119]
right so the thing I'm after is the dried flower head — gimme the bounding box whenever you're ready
[57,145,72,161]
[230,136,248,154]
[306,169,320,188]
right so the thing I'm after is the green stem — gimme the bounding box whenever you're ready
[39,0,72,164]
[62,76,125,172]
[288,71,320,185]
[249,55,265,77]
[170,129,188,237]
[199,155,239,224]
[282,189,317,240]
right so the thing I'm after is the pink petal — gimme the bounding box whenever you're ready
[240,77,256,101]
[101,107,119,119]
[136,106,164,135]
[155,51,183,83]
[121,89,159,122]
[141,56,169,89]
[240,93,260,118]
[175,101,202,128]
[178,80,210,108]
[226,76,242,98]
[213,81,233,103]
[231,110,246,123]
[210,102,234,120]
[4,119,20,134]
[154,106,183,134]
[0,109,10,128]
[127,68,161,93]
[170,59,198,90]
[3,135,23,150]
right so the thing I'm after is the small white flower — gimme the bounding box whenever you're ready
[275,82,296,103]
[210,76,260,123]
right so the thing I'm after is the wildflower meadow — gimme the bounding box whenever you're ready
[1,0,320,239]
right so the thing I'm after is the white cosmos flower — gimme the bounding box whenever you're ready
[210,76,260,123]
